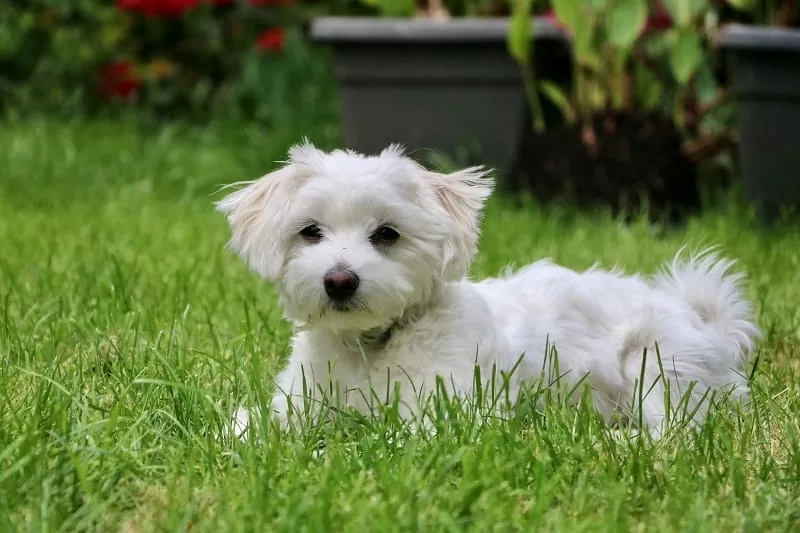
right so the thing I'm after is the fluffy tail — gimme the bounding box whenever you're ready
[653,247,761,372]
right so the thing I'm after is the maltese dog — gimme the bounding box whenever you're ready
[217,142,760,437]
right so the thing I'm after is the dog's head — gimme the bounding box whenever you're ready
[216,142,494,332]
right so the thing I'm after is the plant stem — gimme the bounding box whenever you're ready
[777,0,799,26]
[520,60,546,133]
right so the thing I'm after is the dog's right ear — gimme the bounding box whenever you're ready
[429,166,495,281]
[215,163,298,281]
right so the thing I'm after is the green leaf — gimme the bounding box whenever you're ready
[695,59,719,106]
[364,0,415,17]
[507,6,531,62]
[571,12,597,61]
[661,0,709,27]
[552,0,582,33]
[660,0,687,25]
[607,0,648,50]
[669,30,703,84]
[725,0,756,14]
[584,0,607,10]
[633,63,663,110]
[539,80,576,123]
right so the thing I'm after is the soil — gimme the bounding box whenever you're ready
[507,110,701,225]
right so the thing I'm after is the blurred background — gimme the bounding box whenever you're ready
[0,0,796,221]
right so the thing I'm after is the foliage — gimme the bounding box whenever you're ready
[508,0,736,166]
[724,0,800,26]
[358,0,418,16]
[0,0,342,120]
[507,0,546,132]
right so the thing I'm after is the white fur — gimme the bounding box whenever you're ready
[217,142,761,438]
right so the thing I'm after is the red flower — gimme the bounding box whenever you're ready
[209,0,294,5]
[116,0,202,17]
[100,61,141,100]
[644,3,673,34]
[163,0,203,16]
[256,28,285,52]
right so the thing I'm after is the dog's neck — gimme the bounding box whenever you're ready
[315,303,427,352]
[354,305,425,349]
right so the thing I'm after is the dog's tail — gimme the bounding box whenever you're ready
[653,247,761,371]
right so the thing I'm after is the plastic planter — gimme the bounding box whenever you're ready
[310,17,570,174]
[720,24,800,221]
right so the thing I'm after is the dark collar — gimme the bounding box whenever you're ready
[358,325,395,347]
[350,306,425,351]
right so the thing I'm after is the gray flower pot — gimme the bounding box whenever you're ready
[310,17,570,174]
[719,24,800,221]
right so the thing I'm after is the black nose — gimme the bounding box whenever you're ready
[323,268,360,302]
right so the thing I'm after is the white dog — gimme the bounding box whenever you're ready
[217,142,761,437]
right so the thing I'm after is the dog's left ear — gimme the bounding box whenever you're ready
[429,166,494,280]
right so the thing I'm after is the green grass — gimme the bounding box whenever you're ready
[1,119,799,532]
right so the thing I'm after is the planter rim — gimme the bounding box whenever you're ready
[310,16,567,43]
[719,23,800,52]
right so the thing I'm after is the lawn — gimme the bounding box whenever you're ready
[1,118,799,532]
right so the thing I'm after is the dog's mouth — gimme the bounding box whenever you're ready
[321,297,368,315]
[329,301,354,313]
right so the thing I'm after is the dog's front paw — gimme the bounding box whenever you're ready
[226,406,257,441]
[233,397,295,438]
[270,393,291,426]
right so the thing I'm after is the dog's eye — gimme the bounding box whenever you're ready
[370,226,400,247]
[299,224,323,243]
